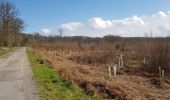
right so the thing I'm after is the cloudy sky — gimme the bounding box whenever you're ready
[13,0,170,37]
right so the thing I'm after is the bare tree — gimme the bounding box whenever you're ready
[0,1,24,46]
[13,18,24,46]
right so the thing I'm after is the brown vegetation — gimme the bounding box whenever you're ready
[29,36,170,99]
[142,39,170,74]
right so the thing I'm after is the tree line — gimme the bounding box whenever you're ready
[0,1,24,47]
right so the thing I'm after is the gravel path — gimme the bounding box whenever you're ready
[0,47,38,100]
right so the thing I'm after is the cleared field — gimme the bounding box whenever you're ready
[30,42,170,99]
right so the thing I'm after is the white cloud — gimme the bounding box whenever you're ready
[112,16,145,26]
[59,11,170,37]
[41,28,51,36]
[60,22,83,31]
[168,11,170,14]
[88,17,113,29]
[153,11,167,18]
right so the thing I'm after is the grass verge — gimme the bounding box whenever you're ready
[27,50,97,100]
[0,47,18,56]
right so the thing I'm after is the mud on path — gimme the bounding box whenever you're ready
[0,47,38,100]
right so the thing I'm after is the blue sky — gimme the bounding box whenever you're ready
[10,0,170,37]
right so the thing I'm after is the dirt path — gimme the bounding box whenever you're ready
[0,47,38,100]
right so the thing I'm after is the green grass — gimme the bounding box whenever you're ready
[0,47,18,56]
[27,50,97,100]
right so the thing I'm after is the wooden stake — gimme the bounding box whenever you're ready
[162,70,165,78]
[120,53,123,60]
[143,58,146,64]
[113,65,117,77]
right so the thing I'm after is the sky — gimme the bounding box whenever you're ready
[8,0,170,37]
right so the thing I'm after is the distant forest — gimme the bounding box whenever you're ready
[0,1,170,47]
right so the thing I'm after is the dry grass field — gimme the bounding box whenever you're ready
[29,38,170,99]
